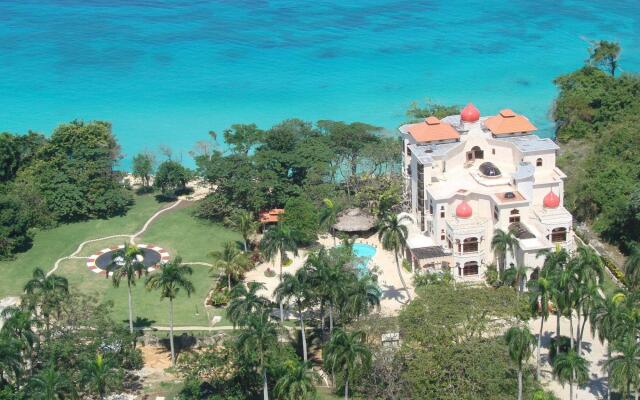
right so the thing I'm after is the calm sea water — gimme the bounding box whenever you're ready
[1,1,639,169]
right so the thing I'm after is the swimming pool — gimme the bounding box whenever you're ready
[352,243,376,274]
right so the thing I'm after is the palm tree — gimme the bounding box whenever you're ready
[0,336,21,390]
[343,273,381,320]
[320,198,339,246]
[237,310,278,400]
[591,291,624,400]
[23,268,69,334]
[83,353,119,400]
[227,210,259,252]
[491,229,517,273]
[306,247,344,334]
[377,213,411,301]
[1,306,39,357]
[227,281,270,328]
[210,241,252,291]
[572,246,604,353]
[274,360,319,400]
[145,257,194,366]
[528,275,552,380]
[274,269,313,361]
[624,244,640,289]
[607,334,640,400]
[505,326,536,400]
[323,329,371,400]
[553,349,589,400]
[27,365,76,400]
[538,246,570,353]
[111,243,147,334]
[260,223,299,323]
[503,265,529,296]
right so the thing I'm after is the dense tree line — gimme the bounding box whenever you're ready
[553,41,640,251]
[0,269,142,399]
[193,119,401,224]
[0,121,131,258]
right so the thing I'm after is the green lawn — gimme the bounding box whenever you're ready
[1,195,241,327]
[0,195,163,297]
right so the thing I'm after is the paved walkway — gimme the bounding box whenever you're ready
[528,315,608,400]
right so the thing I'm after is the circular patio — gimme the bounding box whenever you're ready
[86,244,169,276]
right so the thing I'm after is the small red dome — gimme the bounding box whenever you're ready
[543,191,560,208]
[456,201,473,218]
[461,103,480,122]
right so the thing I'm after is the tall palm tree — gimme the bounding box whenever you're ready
[0,336,21,390]
[27,365,76,400]
[83,353,119,400]
[274,360,319,400]
[274,269,313,361]
[210,241,252,291]
[538,246,570,354]
[528,275,552,380]
[320,198,339,246]
[343,273,381,319]
[227,281,270,328]
[624,244,640,289]
[572,246,604,353]
[306,247,344,334]
[227,210,259,252]
[591,291,624,400]
[323,329,371,400]
[145,257,194,366]
[505,326,536,400]
[607,334,640,400]
[503,265,529,296]
[553,349,589,400]
[491,229,517,273]
[0,306,39,357]
[377,213,411,301]
[23,268,69,334]
[260,223,299,323]
[111,243,147,334]
[237,310,278,400]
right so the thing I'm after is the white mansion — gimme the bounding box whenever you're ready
[400,103,574,281]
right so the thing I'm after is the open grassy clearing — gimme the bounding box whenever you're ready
[1,194,241,327]
[0,194,163,297]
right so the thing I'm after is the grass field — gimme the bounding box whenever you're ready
[0,194,241,327]
[0,195,163,297]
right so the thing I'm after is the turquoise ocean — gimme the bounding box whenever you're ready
[1,1,639,169]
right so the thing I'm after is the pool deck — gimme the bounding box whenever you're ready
[244,235,415,317]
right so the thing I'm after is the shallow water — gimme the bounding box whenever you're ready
[1,1,639,169]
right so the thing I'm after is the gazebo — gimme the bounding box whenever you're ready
[332,208,376,234]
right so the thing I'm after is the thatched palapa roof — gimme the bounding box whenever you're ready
[333,208,376,232]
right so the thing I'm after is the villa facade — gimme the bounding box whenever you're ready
[399,104,574,282]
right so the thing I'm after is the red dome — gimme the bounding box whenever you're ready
[543,191,560,208]
[456,201,473,218]
[460,103,480,122]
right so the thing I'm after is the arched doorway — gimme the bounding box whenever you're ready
[467,146,484,161]
[462,261,479,276]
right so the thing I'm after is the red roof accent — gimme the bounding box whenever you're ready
[543,191,560,208]
[456,201,472,218]
[484,109,537,135]
[405,117,460,143]
[460,103,480,122]
[259,208,284,223]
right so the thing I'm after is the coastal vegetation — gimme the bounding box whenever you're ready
[553,41,640,252]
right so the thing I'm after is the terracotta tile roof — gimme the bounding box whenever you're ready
[484,109,537,135]
[406,117,460,143]
[259,208,284,223]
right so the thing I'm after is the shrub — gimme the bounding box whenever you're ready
[264,268,276,278]
[602,255,625,283]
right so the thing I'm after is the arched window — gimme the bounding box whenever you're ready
[536,158,543,167]
[472,146,484,159]
[509,209,520,223]
[463,261,479,276]
[462,237,479,253]
[551,227,567,243]
[440,229,445,241]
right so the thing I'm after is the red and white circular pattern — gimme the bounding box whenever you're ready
[86,244,170,277]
